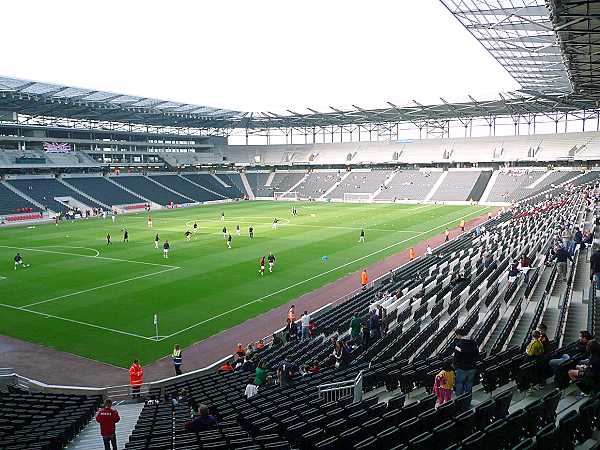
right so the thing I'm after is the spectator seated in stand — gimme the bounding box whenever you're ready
[270,333,284,349]
[233,343,246,367]
[218,361,234,374]
[184,405,218,432]
[277,359,299,387]
[526,331,545,359]
[549,330,592,373]
[304,360,320,374]
[569,340,600,396]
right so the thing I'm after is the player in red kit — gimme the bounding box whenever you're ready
[259,256,266,276]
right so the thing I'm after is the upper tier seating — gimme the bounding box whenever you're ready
[327,169,392,199]
[182,173,244,199]
[290,171,341,199]
[0,388,101,450]
[7,177,104,213]
[376,170,442,201]
[431,171,481,202]
[0,149,100,168]
[160,152,219,167]
[149,174,221,202]
[220,130,600,164]
[0,183,39,215]
[109,176,191,205]
[65,176,145,206]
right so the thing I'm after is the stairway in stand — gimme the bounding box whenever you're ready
[67,402,144,450]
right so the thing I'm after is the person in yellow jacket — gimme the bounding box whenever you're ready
[459,218,465,232]
[526,330,544,358]
[172,345,183,376]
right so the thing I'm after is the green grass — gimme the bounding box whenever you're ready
[0,201,489,367]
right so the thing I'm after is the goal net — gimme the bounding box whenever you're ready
[343,193,372,203]
[274,191,298,201]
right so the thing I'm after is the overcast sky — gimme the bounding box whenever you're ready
[1,0,520,113]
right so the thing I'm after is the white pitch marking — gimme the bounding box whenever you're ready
[160,205,488,341]
[0,245,178,269]
[20,266,180,309]
[0,276,6,280]
[0,302,155,341]
[41,245,100,257]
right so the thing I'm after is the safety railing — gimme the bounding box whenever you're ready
[317,370,363,404]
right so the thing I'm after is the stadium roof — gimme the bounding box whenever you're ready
[0,76,248,128]
[0,0,598,131]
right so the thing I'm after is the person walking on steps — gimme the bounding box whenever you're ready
[96,398,120,450]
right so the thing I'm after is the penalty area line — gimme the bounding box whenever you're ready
[159,205,489,341]
[0,303,156,341]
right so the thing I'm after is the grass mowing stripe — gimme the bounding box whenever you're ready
[21,266,180,309]
[161,205,487,341]
[0,302,155,341]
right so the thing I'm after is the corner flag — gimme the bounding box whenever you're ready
[154,314,159,341]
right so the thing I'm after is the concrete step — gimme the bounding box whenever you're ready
[564,303,589,343]
[67,402,145,450]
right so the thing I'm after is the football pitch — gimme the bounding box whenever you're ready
[0,201,489,368]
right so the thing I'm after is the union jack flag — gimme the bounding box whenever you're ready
[43,142,71,153]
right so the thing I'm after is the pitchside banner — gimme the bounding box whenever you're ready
[43,142,71,153]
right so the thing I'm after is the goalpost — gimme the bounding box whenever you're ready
[343,193,372,203]
[274,191,298,201]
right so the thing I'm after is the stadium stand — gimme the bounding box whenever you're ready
[485,170,547,203]
[181,173,244,199]
[0,149,100,169]
[294,171,341,200]
[269,172,306,196]
[64,176,146,206]
[430,170,482,202]
[0,182,40,215]
[327,169,392,199]
[487,170,581,203]
[148,174,222,202]
[375,170,442,201]
[213,172,247,198]
[245,172,273,198]
[7,177,104,213]
[160,152,219,167]
[0,387,101,450]
[109,176,192,205]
